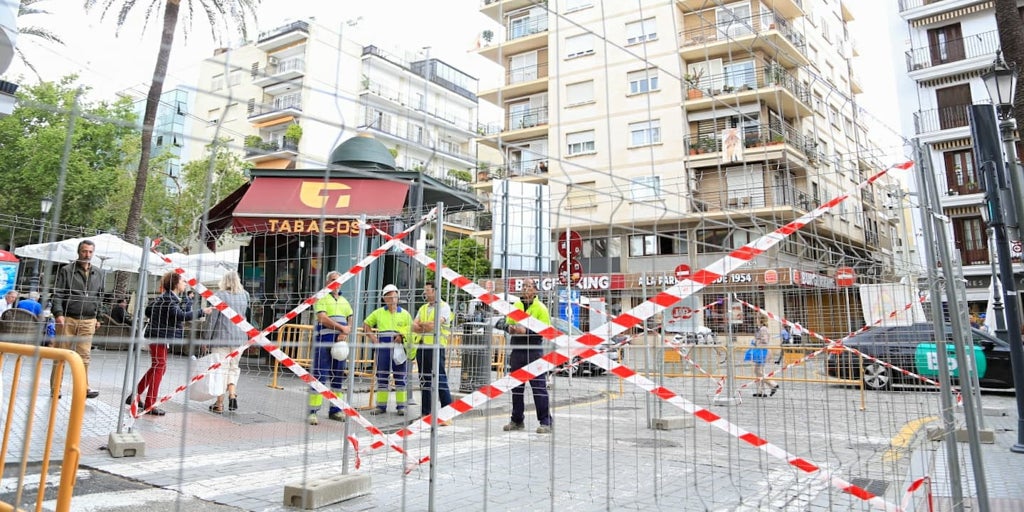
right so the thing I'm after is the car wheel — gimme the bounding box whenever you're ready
[863,362,891,390]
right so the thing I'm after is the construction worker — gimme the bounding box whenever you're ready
[503,279,553,434]
[307,271,353,425]
[411,282,453,425]
[363,284,413,415]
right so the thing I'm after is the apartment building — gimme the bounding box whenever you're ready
[475,0,902,337]
[188,19,481,194]
[890,0,1024,314]
[135,88,192,193]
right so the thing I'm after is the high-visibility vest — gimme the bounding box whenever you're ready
[416,301,451,345]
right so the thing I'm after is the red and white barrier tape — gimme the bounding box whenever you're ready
[901,476,933,512]
[360,160,914,511]
[134,208,438,463]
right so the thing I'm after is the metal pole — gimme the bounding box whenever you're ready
[117,237,151,434]
[989,227,1007,335]
[713,293,739,405]
[913,141,966,510]
[31,215,46,291]
[428,203,444,512]
[342,215,369,474]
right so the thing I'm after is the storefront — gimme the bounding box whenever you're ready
[203,135,480,324]
[503,267,858,340]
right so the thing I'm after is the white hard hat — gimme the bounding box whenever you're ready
[330,341,350,361]
[382,284,400,297]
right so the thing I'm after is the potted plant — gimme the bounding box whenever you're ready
[244,135,262,149]
[448,168,472,182]
[698,136,716,153]
[482,29,494,45]
[770,134,785,145]
[283,124,303,149]
[684,70,704,99]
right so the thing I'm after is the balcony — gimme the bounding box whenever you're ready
[905,29,999,75]
[478,106,548,146]
[678,11,808,69]
[360,81,478,135]
[913,103,974,134]
[477,16,548,63]
[676,0,804,19]
[243,139,298,164]
[252,57,305,88]
[692,181,815,214]
[684,65,812,118]
[478,60,548,104]
[898,0,989,20]
[959,247,991,266]
[256,20,309,51]
[248,94,302,124]
[480,0,541,22]
[684,122,817,170]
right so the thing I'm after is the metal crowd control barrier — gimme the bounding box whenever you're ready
[0,342,87,512]
[266,326,380,410]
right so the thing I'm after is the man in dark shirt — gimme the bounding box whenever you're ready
[109,296,129,325]
[51,240,105,399]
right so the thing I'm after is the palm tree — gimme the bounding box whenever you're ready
[994,0,1024,118]
[16,0,66,79]
[84,0,258,292]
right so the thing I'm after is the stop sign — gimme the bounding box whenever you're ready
[674,263,691,281]
[558,259,583,285]
[836,266,856,287]
[558,231,583,258]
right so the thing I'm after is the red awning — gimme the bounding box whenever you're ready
[229,177,409,235]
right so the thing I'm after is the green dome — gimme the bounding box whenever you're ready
[329,134,396,170]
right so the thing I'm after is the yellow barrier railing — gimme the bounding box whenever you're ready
[267,327,380,410]
[0,342,87,512]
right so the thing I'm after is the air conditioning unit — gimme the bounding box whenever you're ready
[268,56,279,66]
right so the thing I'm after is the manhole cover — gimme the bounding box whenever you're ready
[848,478,889,496]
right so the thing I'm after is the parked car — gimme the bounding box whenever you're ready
[825,323,1016,390]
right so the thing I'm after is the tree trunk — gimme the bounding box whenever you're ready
[115,0,180,296]
[994,0,1024,122]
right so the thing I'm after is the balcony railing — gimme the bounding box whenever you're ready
[960,247,991,266]
[257,20,309,43]
[362,80,477,133]
[505,106,549,131]
[244,139,298,158]
[508,157,548,177]
[267,57,305,75]
[898,0,954,12]
[913,103,974,134]
[686,65,810,105]
[684,122,812,160]
[679,10,805,52]
[248,94,302,118]
[905,29,999,72]
[692,183,816,212]
[507,16,547,41]
[508,61,548,85]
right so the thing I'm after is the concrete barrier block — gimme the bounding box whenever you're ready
[652,416,695,430]
[926,427,995,444]
[107,432,145,458]
[283,473,371,509]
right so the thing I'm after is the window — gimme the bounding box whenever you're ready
[567,181,597,208]
[211,74,224,91]
[629,235,658,256]
[229,71,242,86]
[567,130,596,155]
[927,23,965,65]
[509,52,538,83]
[723,60,755,89]
[566,80,595,106]
[627,68,659,94]
[629,120,661,147]
[583,237,621,258]
[631,175,660,200]
[625,17,657,45]
[566,34,594,59]
[565,0,592,12]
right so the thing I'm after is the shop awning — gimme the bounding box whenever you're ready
[203,176,410,250]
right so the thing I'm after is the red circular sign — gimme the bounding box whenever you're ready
[674,264,691,281]
[558,231,583,259]
[836,266,856,287]
[558,259,583,285]
[764,269,778,285]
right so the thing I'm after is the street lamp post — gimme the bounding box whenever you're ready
[980,51,1024,454]
[31,196,54,291]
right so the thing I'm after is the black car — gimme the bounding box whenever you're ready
[825,323,1016,390]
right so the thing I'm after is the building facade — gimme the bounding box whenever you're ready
[889,0,1024,315]
[135,88,192,193]
[474,0,904,339]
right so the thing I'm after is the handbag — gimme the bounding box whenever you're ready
[189,353,227,402]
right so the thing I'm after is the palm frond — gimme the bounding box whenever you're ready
[14,46,41,81]
[17,26,65,45]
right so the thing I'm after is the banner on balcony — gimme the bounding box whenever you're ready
[721,127,743,164]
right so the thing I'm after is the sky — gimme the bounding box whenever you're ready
[4,0,902,148]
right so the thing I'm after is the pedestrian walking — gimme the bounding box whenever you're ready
[746,317,779,397]
[51,240,105,399]
[204,271,250,414]
[775,324,792,364]
[411,282,452,425]
[502,280,553,434]
[363,284,412,415]
[307,271,353,425]
[130,271,211,416]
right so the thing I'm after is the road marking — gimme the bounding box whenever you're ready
[883,416,937,462]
